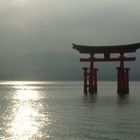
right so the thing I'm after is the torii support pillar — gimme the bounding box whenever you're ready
[117,67,130,94]
[83,68,98,94]
[83,67,88,94]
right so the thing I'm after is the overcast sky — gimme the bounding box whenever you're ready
[0,0,140,54]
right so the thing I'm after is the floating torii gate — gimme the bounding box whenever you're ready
[72,43,140,95]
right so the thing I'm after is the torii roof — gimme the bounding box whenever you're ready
[72,43,140,53]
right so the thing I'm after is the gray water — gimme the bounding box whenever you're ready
[0,81,140,140]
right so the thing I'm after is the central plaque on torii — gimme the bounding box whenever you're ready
[72,43,140,95]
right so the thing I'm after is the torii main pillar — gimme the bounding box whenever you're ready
[116,53,130,94]
[82,54,98,94]
[88,54,98,93]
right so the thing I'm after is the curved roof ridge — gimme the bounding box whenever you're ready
[72,42,140,53]
[72,42,140,48]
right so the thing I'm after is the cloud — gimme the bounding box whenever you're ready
[0,0,140,54]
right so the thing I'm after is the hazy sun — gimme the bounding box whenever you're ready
[15,0,27,4]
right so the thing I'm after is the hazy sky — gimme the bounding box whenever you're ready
[0,0,140,54]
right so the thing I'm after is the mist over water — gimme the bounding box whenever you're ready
[0,81,140,140]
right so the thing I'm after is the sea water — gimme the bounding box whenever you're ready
[0,81,140,140]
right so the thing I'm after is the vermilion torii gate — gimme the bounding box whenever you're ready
[72,43,140,94]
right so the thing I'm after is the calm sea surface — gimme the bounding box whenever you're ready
[0,81,140,140]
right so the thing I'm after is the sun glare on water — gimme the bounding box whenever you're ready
[6,83,50,139]
[16,89,38,101]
